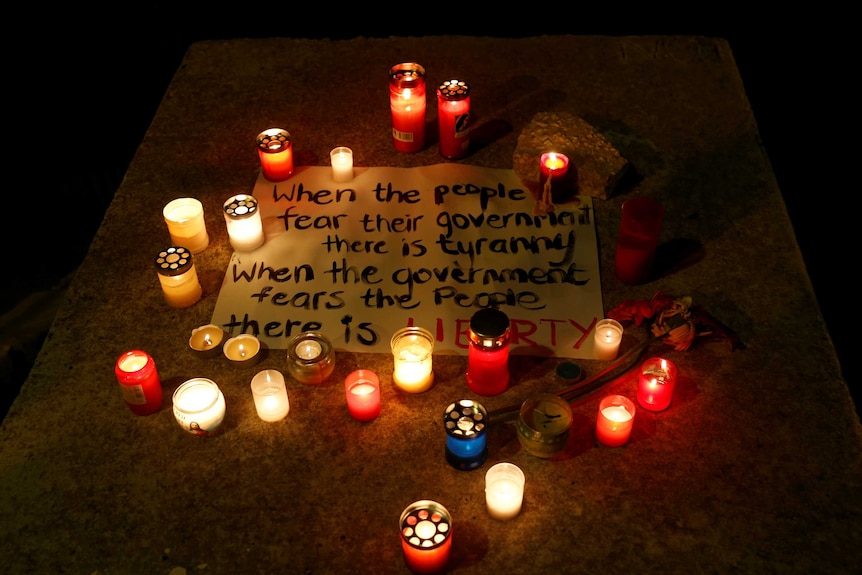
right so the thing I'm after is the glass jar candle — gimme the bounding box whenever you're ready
[399,500,452,574]
[172,378,226,436]
[114,350,162,415]
[389,62,426,153]
[465,308,511,396]
[637,357,678,411]
[154,246,202,308]
[256,128,294,181]
[223,194,265,252]
[162,197,209,254]
[516,393,573,458]
[250,369,290,422]
[390,326,435,393]
[286,331,335,385]
[596,394,636,447]
[443,399,487,471]
[436,78,470,159]
[344,369,381,422]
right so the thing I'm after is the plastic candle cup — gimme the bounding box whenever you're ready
[250,369,290,422]
[593,318,623,360]
[154,246,202,308]
[399,500,452,574]
[286,331,335,385]
[188,324,225,358]
[256,128,294,181]
[344,369,381,422]
[485,462,525,520]
[596,394,636,447]
[443,399,488,471]
[114,350,162,415]
[223,194,265,252]
[614,196,665,285]
[222,334,262,368]
[172,378,226,436]
[162,197,209,254]
[436,79,471,159]
[637,357,678,411]
[389,63,426,153]
[330,146,354,182]
[539,152,572,203]
[465,308,511,396]
[516,393,573,458]
[390,327,435,393]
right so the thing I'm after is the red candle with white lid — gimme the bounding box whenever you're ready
[436,78,470,159]
[114,350,162,415]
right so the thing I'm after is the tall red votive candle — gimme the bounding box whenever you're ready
[345,369,381,422]
[465,308,511,396]
[400,500,452,574]
[256,128,294,181]
[436,78,470,159]
[637,357,678,411]
[115,350,162,415]
[614,196,665,285]
[596,394,636,447]
[389,63,426,153]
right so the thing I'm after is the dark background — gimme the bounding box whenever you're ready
[4,22,853,417]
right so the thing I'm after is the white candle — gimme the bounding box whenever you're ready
[485,462,525,520]
[250,369,290,422]
[390,327,434,393]
[172,378,226,435]
[593,318,623,360]
[223,194,265,252]
[330,147,354,182]
[163,197,209,254]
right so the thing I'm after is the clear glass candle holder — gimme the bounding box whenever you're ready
[516,393,573,458]
[286,331,335,385]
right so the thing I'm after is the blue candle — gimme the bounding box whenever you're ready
[444,400,488,470]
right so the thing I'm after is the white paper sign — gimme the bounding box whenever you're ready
[211,164,605,358]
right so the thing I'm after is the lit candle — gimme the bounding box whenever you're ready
[256,128,294,182]
[399,500,452,574]
[114,350,162,415]
[188,324,225,358]
[485,462,525,521]
[162,197,210,254]
[390,327,435,393]
[465,308,511,396]
[154,246,202,308]
[330,146,354,182]
[389,63,426,153]
[223,194,265,252]
[223,334,262,368]
[286,331,335,385]
[538,152,573,204]
[172,378,226,436]
[593,318,623,360]
[637,357,678,411]
[540,152,569,179]
[436,79,471,159]
[344,369,381,422]
[443,400,488,471]
[516,393,573,458]
[250,369,290,422]
[596,394,636,447]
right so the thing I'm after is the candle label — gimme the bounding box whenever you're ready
[119,383,147,405]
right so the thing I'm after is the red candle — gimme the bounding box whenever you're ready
[389,63,426,153]
[596,394,636,447]
[437,79,470,159]
[465,308,511,396]
[256,128,294,181]
[400,500,452,574]
[114,350,163,415]
[637,357,678,411]
[344,369,381,422]
[540,152,569,178]
[614,196,665,285]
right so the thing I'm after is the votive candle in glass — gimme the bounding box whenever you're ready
[114,350,162,415]
[286,331,335,384]
[593,318,623,360]
[637,357,678,411]
[250,369,290,422]
[330,146,354,182]
[389,63,426,153]
[390,326,434,393]
[223,334,262,368]
[344,369,381,422]
[443,399,487,471]
[466,308,511,396]
[596,394,636,447]
[399,500,452,574]
[436,78,470,159]
[485,462,525,521]
[516,393,573,458]
[172,378,226,436]
[188,324,225,358]
[256,128,294,181]
[223,194,265,252]
[154,246,202,308]
[162,197,209,254]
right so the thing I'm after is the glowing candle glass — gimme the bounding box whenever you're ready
[223,194,265,252]
[466,308,511,396]
[172,378,226,436]
[330,146,354,182]
[539,152,572,203]
[596,394,636,447]
[637,357,678,412]
[154,246,202,308]
[443,399,487,471]
[390,327,435,393]
[162,197,209,254]
[344,369,381,422]
[188,324,225,358]
[223,334,262,368]
[516,393,573,458]
[256,128,294,181]
[436,79,470,159]
[389,63,426,153]
[114,350,162,415]
[286,331,335,385]
[485,462,525,521]
[593,318,623,360]
[399,500,452,574]
[614,196,665,285]
[250,369,290,422]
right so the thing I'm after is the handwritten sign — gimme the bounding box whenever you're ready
[211,164,605,359]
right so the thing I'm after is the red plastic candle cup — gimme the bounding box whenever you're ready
[389,63,426,153]
[596,394,636,447]
[256,128,294,181]
[614,196,665,285]
[466,308,511,396]
[437,79,470,159]
[400,500,452,574]
[540,152,569,182]
[115,350,163,415]
[637,357,678,412]
[345,369,381,422]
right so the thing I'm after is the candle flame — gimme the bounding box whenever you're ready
[203,333,212,347]
[239,344,246,358]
